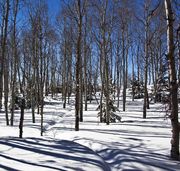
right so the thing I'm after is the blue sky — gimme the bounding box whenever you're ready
[17,0,62,28]
[47,0,62,19]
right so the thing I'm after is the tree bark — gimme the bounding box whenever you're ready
[75,0,83,131]
[164,0,179,160]
[19,98,25,138]
[122,28,126,112]
[11,0,19,126]
[143,11,150,119]
[1,0,10,125]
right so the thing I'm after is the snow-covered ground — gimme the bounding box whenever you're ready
[0,94,180,171]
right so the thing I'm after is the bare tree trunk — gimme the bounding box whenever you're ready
[4,56,9,126]
[99,50,104,123]
[84,20,88,111]
[63,86,67,109]
[164,0,179,160]
[68,47,73,104]
[1,0,10,125]
[177,25,180,84]
[99,89,103,123]
[143,51,148,118]
[38,27,43,135]
[45,59,49,96]
[116,40,121,108]
[62,34,67,108]
[122,29,126,112]
[11,0,19,126]
[132,52,135,101]
[105,57,109,125]
[79,49,83,122]
[19,98,25,138]
[75,0,83,131]
[31,64,36,123]
[137,50,140,84]
[143,13,150,119]
[0,9,5,110]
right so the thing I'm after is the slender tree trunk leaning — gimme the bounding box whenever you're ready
[164,0,179,160]
[99,51,104,123]
[4,59,9,125]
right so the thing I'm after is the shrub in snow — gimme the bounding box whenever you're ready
[9,95,31,110]
[130,79,144,99]
[154,64,170,103]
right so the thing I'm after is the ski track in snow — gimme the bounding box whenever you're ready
[0,93,180,171]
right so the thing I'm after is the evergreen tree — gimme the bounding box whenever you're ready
[97,80,121,123]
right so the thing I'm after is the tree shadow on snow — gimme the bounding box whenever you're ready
[73,137,180,171]
[97,146,180,171]
[0,137,111,171]
[80,128,170,139]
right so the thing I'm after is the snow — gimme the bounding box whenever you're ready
[0,94,180,171]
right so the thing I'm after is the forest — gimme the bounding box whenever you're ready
[0,0,180,170]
